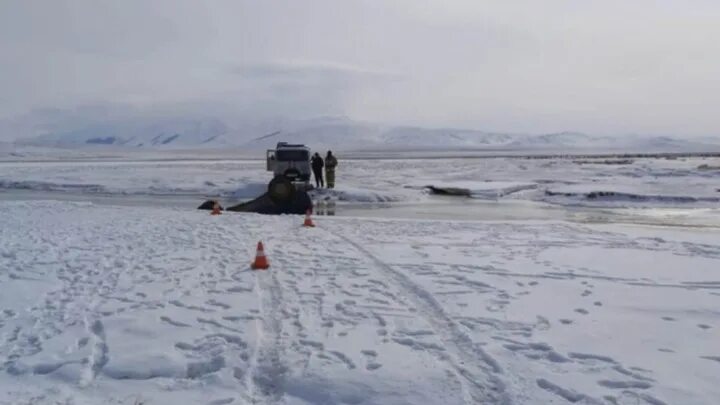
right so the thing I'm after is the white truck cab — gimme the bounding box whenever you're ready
[266,142,312,183]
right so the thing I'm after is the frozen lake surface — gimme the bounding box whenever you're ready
[0,155,718,404]
[1,155,719,225]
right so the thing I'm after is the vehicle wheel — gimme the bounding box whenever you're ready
[268,175,296,204]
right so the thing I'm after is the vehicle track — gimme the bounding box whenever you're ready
[328,229,510,404]
[248,251,288,404]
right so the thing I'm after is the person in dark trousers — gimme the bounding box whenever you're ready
[325,151,338,188]
[311,152,324,188]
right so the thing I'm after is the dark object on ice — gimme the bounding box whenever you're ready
[267,175,297,204]
[573,159,634,165]
[425,186,472,197]
[198,175,312,215]
[198,200,222,210]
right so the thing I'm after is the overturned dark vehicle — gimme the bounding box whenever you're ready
[199,142,313,215]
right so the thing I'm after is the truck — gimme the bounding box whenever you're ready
[266,142,312,185]
[197,141,314,215]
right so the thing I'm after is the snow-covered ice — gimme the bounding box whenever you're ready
[1,200,719,404]
[1,155,719,207]
[418,180,538,199]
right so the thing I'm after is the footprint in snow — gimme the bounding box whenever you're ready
[77,337,90,349]
[329,351,357,370]
[698,324,712,330]
[661,317,675,321]
[209,398,235,405]
[597,380,653,390]
[160,316,191,328]
[535,316,551,330]
[206,299,231,310]
[574,308,589,315]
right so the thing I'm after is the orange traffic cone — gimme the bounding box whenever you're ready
[303,209,315,227]
[251,241,270,270]
[211,202,222,216]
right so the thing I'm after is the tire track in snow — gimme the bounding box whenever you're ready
[328,230,509,404]
[247,263,288,404]
[80,318,108,386]
[201,220,292,403]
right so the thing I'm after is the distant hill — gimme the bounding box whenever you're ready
[242,117,384,150]
[5,109,720,153]
[18,117,230,149]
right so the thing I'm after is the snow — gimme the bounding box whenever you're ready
[0,160,267,198]
[420,180,538,199]
[228,182,268,199]
[1,200,719,404]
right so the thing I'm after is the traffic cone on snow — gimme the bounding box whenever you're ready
[211,201,222,216]
[303,209,315,227]
[251,241,270,270]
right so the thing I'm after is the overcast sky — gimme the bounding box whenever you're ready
[1,0,719,137]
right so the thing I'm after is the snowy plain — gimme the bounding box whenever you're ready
[0,153,719,404]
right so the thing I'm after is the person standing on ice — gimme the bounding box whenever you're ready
[311,152,324,188]
[325,151,338,189]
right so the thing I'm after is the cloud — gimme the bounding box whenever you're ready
[222,61,399,121]
[234,61,397,81]
[0,0,719,137]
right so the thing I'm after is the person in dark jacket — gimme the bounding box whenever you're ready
[325,151,338,189]
[311,152,324,188]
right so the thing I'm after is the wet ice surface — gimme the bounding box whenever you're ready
[0,155,719,207]
[1,156,719,229]
[4,187,719,229]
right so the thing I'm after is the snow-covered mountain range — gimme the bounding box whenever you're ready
[3,110,719,153]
